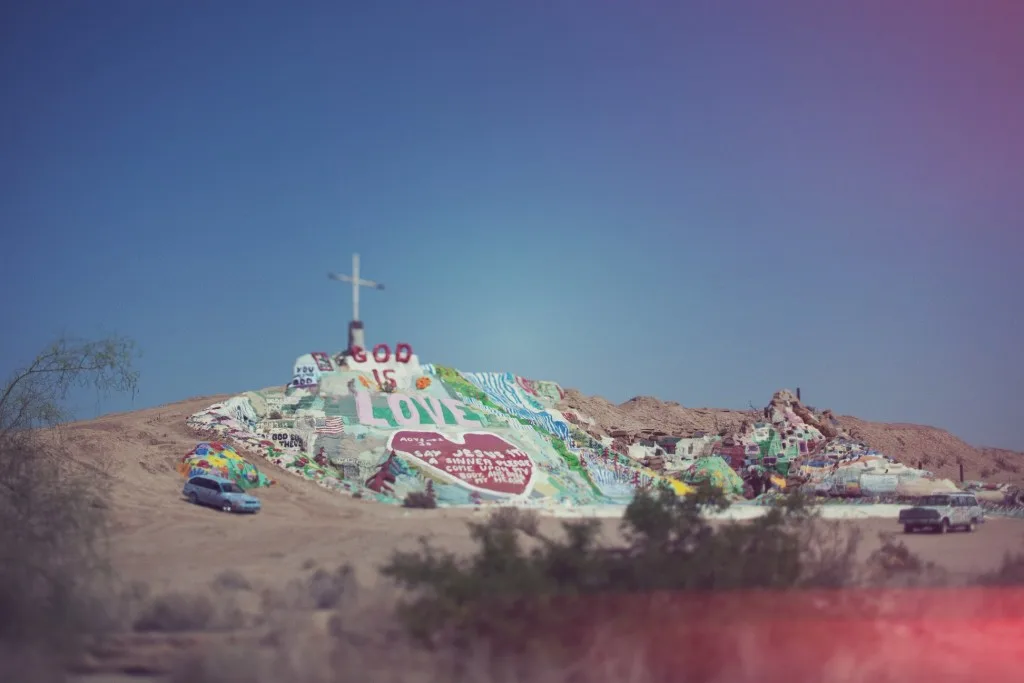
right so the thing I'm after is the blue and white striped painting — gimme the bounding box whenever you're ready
[460,371,572,442]
[581,451,637,500]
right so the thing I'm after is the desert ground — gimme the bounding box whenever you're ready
[66,395,1024,593]
[54,395,1024,683]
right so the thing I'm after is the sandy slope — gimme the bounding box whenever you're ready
[63,394,482,591]
[57,394,1024,598]
[50,395,1024,682]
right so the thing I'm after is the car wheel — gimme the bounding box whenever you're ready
[903,524,914,534]
[222,502,233,513]
[188,492,199,505]
[938,519,949,534]
[966,519,976,533]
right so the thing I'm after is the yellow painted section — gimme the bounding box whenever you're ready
[668,478,693,495]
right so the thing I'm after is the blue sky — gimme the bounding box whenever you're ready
[1,1,1022,448]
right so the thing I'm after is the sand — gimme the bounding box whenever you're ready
[41,394,1024,683]
[55,395,1024,595]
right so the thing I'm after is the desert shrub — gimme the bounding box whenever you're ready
[993,453,1021,473]
[0,438,114,639]
[403,491,438,509]
[212,568,252,591]
[977,552,1024,586]
[0,336,138,674]
[380,483,862,657]
[170,648,271,683]
[308,565,356,609]
[261,563,356,612]
[133,592,216,632]
[861,535,949,588]
[867,537,924,575]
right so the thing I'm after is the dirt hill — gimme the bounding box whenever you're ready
[58,393,492,593]
[21,386,1021,682]
[57,389,1020,596]
[558,390,752,435]
[558,389,1024,486]
[41,390,1024,680]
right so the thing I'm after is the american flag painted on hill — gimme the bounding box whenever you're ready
[315,416,345,435]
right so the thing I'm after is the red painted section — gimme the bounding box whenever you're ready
[517,377,539,395]
[713,442,747,469]
[310,351,333,372]
[534,587,1024,683]
[389,430,534,496]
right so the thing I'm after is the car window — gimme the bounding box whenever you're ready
[221,482,243,493]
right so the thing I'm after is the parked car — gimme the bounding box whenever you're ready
[898,492,983,533]
[183,474,262,513]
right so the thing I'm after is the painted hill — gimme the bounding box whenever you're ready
[182,347,1024,509]
[557,391,1024,488]
[185,349,689,509]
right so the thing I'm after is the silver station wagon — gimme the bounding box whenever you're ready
[183,474,262,514]
[898,492,983,534]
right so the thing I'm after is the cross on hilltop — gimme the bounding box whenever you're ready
[328,253,384,352]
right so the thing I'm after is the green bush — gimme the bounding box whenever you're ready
[0,337,138,679]
[978,552,1024,586]
[403,491,438,509]
[380,483,860,656]
[133,592,215,633]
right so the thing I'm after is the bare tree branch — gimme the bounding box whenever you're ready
[0,336,139,440]
[0,334,139,664]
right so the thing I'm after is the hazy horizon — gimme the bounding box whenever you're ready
[1,1,1022,449]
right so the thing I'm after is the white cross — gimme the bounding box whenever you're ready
[327,253,384,322]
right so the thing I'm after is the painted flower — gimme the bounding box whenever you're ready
[416,376,431,390]
[359,375,372,388]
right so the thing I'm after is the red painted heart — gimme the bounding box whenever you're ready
[388,430,534,496]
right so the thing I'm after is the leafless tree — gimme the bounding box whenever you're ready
[0,336,139,678]
[0,336,138,439]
